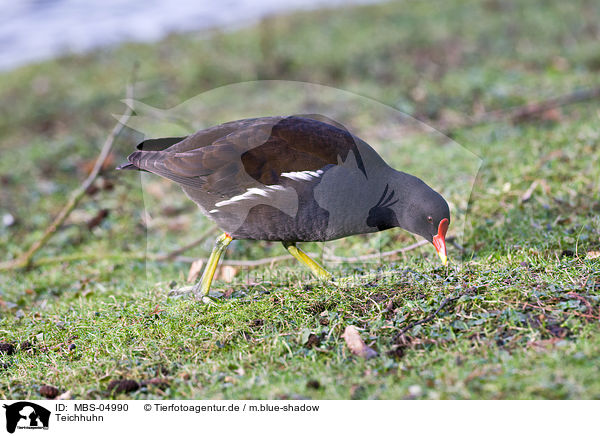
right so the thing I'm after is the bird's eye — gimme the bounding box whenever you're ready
[427,216,433,223]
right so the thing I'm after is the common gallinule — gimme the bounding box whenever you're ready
[118,115,450,302]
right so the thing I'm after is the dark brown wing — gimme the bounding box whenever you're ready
[240,115,367,185]
[159,117,267,153]
[124,115,368,196]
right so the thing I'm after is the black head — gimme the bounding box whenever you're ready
[367,173,450,264]
[402,185,450,243]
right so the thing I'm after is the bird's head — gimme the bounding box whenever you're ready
[367,173,450,265]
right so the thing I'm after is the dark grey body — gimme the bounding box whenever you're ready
[229,176,331,241]
[120,115,450,243]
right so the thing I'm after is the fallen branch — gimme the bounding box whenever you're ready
[324,239,430,262]
[437,86,600,132]
[155,224,217,261]
[163,235,442,265]
[12,234,447,269]
[0,74,136,271]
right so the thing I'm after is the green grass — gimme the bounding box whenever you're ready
[1,0,599,399]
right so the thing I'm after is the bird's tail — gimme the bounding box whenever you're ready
[116,162,141,170]
[116,136,188,171]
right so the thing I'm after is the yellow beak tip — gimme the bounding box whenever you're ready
[439,253,448,266]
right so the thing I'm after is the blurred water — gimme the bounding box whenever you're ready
[0,0,378,71]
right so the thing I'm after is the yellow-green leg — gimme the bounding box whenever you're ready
[193,233,232,303]
[282,241,332,281]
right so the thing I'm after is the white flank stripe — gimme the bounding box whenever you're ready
[281,170,323,182]
[214,185,286,207]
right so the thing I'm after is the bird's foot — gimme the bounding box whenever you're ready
[199,295,222,305]
[168,285,196,297]
[168,286,222,305]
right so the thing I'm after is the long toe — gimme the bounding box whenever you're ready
[168,286,222,305]
[199,295,222,305]
[168,285,197,297]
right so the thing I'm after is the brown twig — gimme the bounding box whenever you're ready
[153,235,446,266]
[323,238,431,262]
[393,291,464,341]
[437,86,600,132]
[503,298,599,321]
[0,72,136,271]
[9,234,445,270]
[155,224,218,261]
[566,292,597,320]
[160,234,446,265]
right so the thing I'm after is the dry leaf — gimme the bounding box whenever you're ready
[141,378,170,389]
[108,379,140,394]
[39,385,59,399]
[148,304,163,317]
[520,180,539,203]
[87,208,110,230]
[342,326,377,359]
[80,152,115,174]
[187,259,204,283]
[513,106,563,124]
[218,265,238,283]
[540,107,563,122]
[55,390,72,400]
[587,251,600,259]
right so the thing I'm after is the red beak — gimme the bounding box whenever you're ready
[432,218,449,265]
